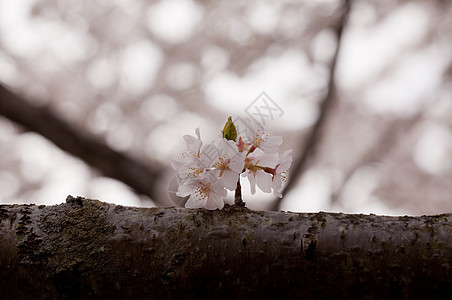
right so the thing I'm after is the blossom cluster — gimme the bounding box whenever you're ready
[171,117,292,210]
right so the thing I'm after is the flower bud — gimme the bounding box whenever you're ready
[222,116,237,141]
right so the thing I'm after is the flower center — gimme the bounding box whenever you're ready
[253,129,269,146]
[188,166,203,178]
[193,183,210,201]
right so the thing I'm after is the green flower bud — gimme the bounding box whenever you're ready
[222,116,237,141]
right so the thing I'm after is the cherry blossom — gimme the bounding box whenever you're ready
[242,149,278,194]
[264,150,293,197]
[211,139,246,190]
[184,127,202,158]
[171,127,206,180]
[176,172,227,210]
[243,122,283,154]
[171,117,292,210]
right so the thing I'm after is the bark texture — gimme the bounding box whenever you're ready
[0,196,451,299]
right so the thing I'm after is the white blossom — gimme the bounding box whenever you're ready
[242,149,278,194]
[212,139,245,190]
[170,118,292,210]
[268,150,293,198]
[176,172,227,210]
[244,122,283,154]
[172,127,207,180]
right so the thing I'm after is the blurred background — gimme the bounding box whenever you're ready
[0,0,451,215]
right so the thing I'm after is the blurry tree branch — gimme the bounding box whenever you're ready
[331,112,424,205]
[0,83,167,205]
[269,0,351,211]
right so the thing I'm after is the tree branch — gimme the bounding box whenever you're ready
[269,0,352,211]
[0,84,167,205]
[1,196,451,298]
[331,112,424,205]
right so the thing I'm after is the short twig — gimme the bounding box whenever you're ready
[234,178,245,207]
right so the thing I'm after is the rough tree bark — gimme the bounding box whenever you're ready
[0,196,451,299]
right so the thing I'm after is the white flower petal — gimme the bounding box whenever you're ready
[244,172,257,194]
[272,178,283,198]
[277,150,293,173]
[217,139,236,155]
[185,194,206,209]
[205,192,224,210]
[257,152,279,167]
[219,170,239,190]
[176,183,193,197]
[256,171,272,193]
[183,127,202,156]
[211,181,228,197]
[259,135,282,153]
[203,171,219,183]
[185,196,196,208]
[229,152,246,173]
